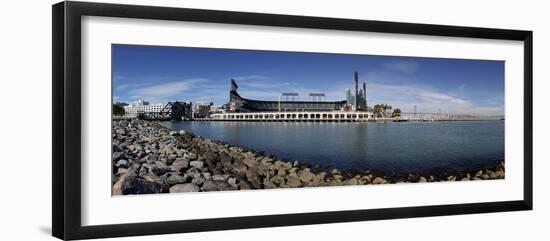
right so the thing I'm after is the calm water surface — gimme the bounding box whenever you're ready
[160,121,504,174]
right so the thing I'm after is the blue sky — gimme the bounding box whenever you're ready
[113,44,504,115]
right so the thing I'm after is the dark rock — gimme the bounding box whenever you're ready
[112,152,126,162]
[474,170,483,178]
[143,162,170,176]
[112,175,161,195]
[220,152,232,164]
[238,179,253,190]
[202,180,235,191]
[246,166,262,189]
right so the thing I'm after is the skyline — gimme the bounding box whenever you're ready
[113,44,505,115]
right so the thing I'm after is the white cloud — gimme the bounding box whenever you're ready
[116,82,154,91]
[231,75,269,81]
[416,91,470,106]
[238,81,292,89]
[129,78,207,98]
[367,82,502,115]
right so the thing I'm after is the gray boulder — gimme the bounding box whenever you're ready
[311,172,326,186]
[170,159,189,172]
[189,160,204,169]
[184,152,198,160]
[211,174,226,182]
[169,183,200,193]
[245,166,262,189]
[345,178,359,185]
[285,172,301,187]
[116,167,129,176]
[242,157,258,168]
[115,159,129,168]
[166,174,188,185]
[298,168,314,183]
[372,177,388,185]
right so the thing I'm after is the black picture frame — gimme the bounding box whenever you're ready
[52,1,533,240]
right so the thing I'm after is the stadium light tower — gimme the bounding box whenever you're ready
[282,93,299,101]
[309,93,325,102]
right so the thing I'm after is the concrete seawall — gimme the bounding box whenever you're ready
[112,119,505,195]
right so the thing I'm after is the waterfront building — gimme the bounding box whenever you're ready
[210,104,226,114]
[123,99,165,117]
[212,111,373,121]
[193,102,212,119]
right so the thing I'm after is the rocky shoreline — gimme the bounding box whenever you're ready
[112,119,505,195]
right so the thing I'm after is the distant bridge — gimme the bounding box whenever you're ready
[399,112,504,121]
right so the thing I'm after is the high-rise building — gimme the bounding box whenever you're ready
[345,88,352,104]
[354,71,368,111]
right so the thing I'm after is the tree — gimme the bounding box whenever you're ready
[113,104,125,116]
[373,104,393,118]
[393,108,402,117]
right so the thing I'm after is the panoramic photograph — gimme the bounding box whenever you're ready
[111,44,505,195]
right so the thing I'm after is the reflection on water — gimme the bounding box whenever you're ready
[161,121,504,174]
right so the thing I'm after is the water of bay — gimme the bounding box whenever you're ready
[160,121,504,175]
